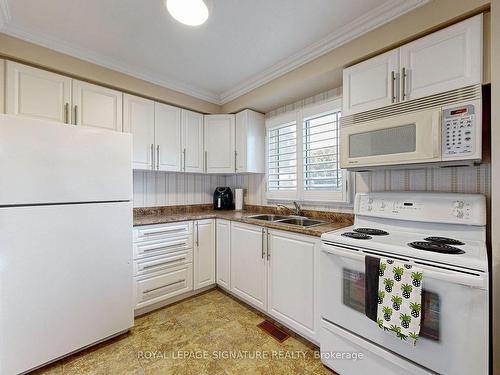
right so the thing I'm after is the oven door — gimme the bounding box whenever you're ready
[340,108,441,169]
[320,243,488,375]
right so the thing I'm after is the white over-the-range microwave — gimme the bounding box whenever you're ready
[340,85,483,170]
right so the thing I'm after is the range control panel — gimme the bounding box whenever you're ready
[355,192,486,225]
[443,104,476,156]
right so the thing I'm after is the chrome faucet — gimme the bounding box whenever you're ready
[276,201,303,216]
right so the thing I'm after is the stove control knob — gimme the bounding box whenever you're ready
[454,201,465,209]
[367,205,373,212]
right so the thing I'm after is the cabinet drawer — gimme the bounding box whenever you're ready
[133,235,192,260]
[134,222,192,242]
[133,250,192,277]
[135,264,193,309]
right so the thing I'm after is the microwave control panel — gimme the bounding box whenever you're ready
[443,104,476,156]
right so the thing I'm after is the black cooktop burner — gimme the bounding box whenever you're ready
[342,232,372,240]
[409,241,465,254]
[354,228,389,236]
[424,236,465,246]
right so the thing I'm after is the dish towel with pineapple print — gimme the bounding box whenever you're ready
[377,258,423,344]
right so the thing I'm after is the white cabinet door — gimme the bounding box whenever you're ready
[155,102,181,172]
[230,222,267,310]
[400,14,482,101]
[235,110,265,173]
[342,50,399,115]
[204,114,235,173]
[5,61,72,123]
[216,219,231,290]
[267,230,320,342]
[72,80,123,131]
[181,109,204,173]
[123,94,155,170]
[194,219,216,290]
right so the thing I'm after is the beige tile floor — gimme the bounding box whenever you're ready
[31,289,336,375]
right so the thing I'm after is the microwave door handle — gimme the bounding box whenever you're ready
[433,111,441,157]
[322,245,487,289]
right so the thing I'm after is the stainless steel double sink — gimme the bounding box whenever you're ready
[245,214,327,227]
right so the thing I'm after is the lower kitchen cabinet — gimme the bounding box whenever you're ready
[133,221,194,311]
[193,219,216,290]
[228,222,320,343]
[230,222,268,310]
[135,263,193,310]
[267,229,320,341]
[216,219,231,290]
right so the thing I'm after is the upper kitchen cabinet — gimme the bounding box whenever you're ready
[204,114,236,174]
[72,80,123,131]
[342,15,482,116]
[399,14,482,101]
[6,61,72,123]
[123,94,155,170]
[235,110,265,173]
[155,102,182,172]
[342,50,399,116]
[181,109,205,173]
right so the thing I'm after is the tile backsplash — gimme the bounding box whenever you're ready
[133,164,490,211]
[133,171,227,208]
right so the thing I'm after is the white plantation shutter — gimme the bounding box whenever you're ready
[267,121,297,195]
[266,98,349,203]
[303,111,342,191]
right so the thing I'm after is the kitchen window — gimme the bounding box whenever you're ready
[266,98,349,203]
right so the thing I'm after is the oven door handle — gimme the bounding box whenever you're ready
[322,245,487,290]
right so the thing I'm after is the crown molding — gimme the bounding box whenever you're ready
[0,0,11,30]
[218,0,431,104]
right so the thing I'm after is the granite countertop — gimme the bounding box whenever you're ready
[134,205,354,237]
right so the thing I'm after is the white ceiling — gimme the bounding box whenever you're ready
[0,0,428,104]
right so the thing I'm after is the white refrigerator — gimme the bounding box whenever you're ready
[0,115,134,374]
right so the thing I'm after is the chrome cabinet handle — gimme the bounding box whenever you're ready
[183,148,186,171]
[64,103,69,124]
[401,67,407,101]
[73,105,78,125]
[391,71,396,103]
[196,221,199,247]
[141,241,186,253]
[205,151,208,172]
[142,257,186,270]
[266,229,270,260]
[261,228,265,259]
[156,145,160,170]
[150,144,155,170]
[234,150,238,172]
[143,280,184,294]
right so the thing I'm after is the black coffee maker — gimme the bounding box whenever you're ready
[213,187,234,210]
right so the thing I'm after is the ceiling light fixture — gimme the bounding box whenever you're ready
[166,0,209,26]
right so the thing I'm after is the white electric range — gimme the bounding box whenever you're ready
[320,192,489,375]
